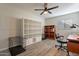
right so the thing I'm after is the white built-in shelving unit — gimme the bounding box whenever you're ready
[20,19,42,47]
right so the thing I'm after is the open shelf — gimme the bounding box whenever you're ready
[20,19,42,46]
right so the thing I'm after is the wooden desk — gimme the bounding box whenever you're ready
[67,35,79,55]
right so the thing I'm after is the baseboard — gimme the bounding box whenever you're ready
[0,47,8,52]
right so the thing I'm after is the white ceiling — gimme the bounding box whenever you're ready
[0,3,79,19]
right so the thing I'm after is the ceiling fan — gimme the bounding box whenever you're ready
[34,3,59,15]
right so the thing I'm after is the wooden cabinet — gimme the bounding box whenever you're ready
[67,40,79,54]
[67,35,79,55]
[44,25,56,40]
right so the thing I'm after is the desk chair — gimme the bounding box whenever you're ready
[55,34,67,50]
[55,34,70,55]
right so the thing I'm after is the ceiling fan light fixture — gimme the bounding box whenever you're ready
[34,3,59,15]
[43,11,48,14]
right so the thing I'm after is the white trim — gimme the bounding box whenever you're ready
[0,47,8,52]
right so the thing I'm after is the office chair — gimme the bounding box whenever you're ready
[55,33,67,50]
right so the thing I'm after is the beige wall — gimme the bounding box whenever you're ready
[0,17,21,51]
[45,12,79,38]
[0,16,9,51]
[0,5,45,51]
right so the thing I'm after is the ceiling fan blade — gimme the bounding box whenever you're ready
[40,11,45,15]
[47,6,59,10]
[34,9,44,11]
[48,11,52,14]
